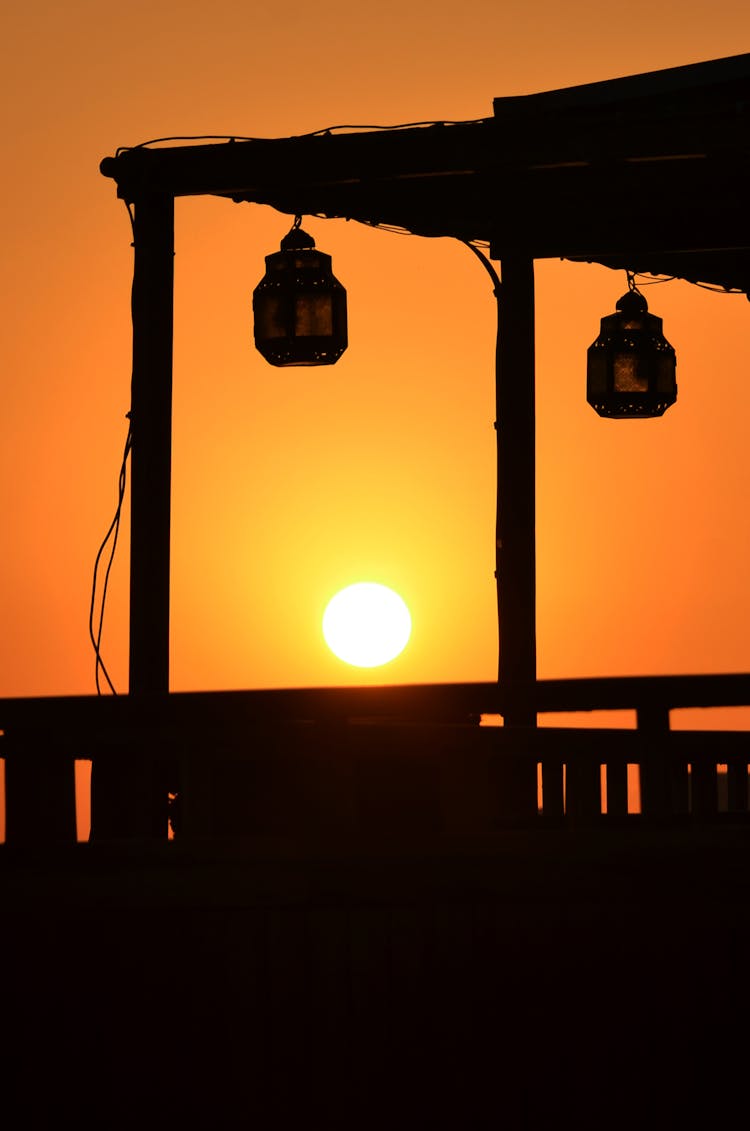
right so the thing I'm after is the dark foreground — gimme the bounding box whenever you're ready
[2,823,749,1130]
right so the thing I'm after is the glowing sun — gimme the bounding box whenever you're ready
[322,583,412,668]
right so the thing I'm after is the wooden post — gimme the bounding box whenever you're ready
[496,255,537,728]
[91,192,174,840]
[129,192,175,697]
[636,704,687,816]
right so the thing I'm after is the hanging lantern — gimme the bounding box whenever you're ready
[253,217,348,366]
[587,285,677,418]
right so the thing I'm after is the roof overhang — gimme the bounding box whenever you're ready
[101,53,750,293]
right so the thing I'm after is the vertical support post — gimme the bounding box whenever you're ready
[637,705,685,815]
[496,255,537,728]
[129,192,175,697]
[91,192,174,841]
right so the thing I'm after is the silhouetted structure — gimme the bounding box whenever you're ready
[2,54,750,1129]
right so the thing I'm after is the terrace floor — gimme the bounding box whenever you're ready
[2,819,750,1129]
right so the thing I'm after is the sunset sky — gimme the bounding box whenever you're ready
[2,1,750,707]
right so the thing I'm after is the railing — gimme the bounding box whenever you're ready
[1,675,749,846]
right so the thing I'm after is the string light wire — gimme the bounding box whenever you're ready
[89,202,137,694]
[89,420,131,694]
[114,118,490,157]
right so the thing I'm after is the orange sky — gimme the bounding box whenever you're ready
[2,2,750,703]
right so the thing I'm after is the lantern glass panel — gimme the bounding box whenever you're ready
[613,354,649,393]
[256,295,287,339]
[295,294,334,337]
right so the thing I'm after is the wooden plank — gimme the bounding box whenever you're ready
[3,673,750,733]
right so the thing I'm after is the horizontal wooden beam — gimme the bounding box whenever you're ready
[3,674,750,736]
[98,55,750,290]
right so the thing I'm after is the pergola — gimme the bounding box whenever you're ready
[2,63,750,1121]
[100,52,750,724]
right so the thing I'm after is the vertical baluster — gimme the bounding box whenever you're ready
[637,706,687,816]
[726,760,749,812]
[605,759,629,817]
[566,752,601,818]
[490,732,539,821]
[4,736,76,845]
[175,743,214,839]
[691,758,718,817]
[541,759,564,817]
[90,740,169,841]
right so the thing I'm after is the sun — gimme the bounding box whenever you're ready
[322,582,412,668]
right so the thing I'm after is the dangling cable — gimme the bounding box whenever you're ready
[89,419,132,694]
[88,201,136,694]
[461,240,502,295]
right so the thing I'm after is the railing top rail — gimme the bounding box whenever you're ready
[1,674,750,735]
[508,673,750,713]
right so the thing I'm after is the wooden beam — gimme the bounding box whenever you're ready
[496,255,537,726]
[128,192,174,697]
[3,675,750,733]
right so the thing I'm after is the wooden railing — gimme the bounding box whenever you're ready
[1,675,749,845]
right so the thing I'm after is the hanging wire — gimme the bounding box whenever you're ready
[88,201,136,695]
[114,118,490,157]
[632,274,676,286]
[693,280,747,294]
[111,117,490,157]
[89,418,132,695]
[461,240,501,293]
[305,118,489,137]
[116,135,260,156]
[354,218,424,238]
[629,270,745,294]
[350,216,491,253]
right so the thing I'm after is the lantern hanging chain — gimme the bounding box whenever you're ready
[88,201,136,695]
